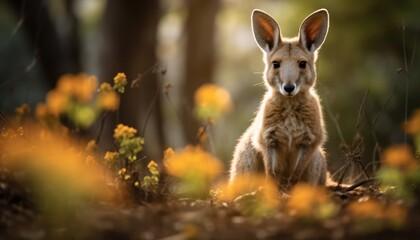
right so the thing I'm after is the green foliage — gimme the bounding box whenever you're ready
[118,137,144,162]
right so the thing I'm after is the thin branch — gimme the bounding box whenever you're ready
[0,111,10,125]
[355,90,369,132]
[324,94,348,147]
[341,178,375,192]
[401,23,411,145]
[141,65,165,138]
[164,84,195,143]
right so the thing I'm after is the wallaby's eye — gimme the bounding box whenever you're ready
[299,61,307,69]
[272,61,281,69]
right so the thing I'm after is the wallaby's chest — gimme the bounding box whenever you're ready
[263,101,318,149]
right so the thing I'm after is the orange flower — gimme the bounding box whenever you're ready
[46,90,68,115]
[164,145,222,180]
[347,199,383,219]
[164,147,175,160]
[98,91,120,111]
[347,199,407,227]
[0,124,111,203]
[113,124,137,141]
[56,73,98,102]
[113,72,127,93]
[99,82,112,92]
[194,84,233,121]
[15,103,30,116]
[382,145,417,169]
[104,151,119,166]
[85,140,98,153]
[404,109,420,135]
[219,174,279,204]
[76,75,98,102]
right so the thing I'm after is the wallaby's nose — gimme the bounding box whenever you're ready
[283,84,295,93]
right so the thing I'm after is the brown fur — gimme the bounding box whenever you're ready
[229,9,330,190]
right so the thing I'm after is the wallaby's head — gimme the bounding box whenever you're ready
[252,9,329,97]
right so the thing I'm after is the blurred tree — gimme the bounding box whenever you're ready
[181,0,221,143]
[100,0,164,160]
[5,0,81,87]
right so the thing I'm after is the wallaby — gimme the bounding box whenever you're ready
[229,9,330,190]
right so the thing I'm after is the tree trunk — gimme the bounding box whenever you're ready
[181,0,220,143]
[100,0,164,160]
[5,0,81,87]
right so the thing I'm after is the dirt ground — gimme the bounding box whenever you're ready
[2,167,420,240]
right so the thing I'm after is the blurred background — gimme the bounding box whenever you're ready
[0,0,419,179]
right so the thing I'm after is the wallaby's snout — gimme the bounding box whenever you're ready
[282,83,296,95]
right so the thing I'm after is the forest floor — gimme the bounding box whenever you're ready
[2,170,420,240]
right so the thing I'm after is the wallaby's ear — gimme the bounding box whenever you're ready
[252,9,282,52]
[299,9,329,52]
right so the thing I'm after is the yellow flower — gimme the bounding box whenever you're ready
[404,109,420,135]
[15,103,30,116]
[56,73,98,102]
[287,183,336,219]
[0,124,112,210]
[382,145,417,169]
[57,74,76,95]
[17,127,24,136]
[114,72,127,86]
[347,199,407,227]
[113,124,137,141]
[118,168,127,176]
[99,82,112,92]
[75,75,98,102]
[104,151,119,166]
[85,140,98,153]
[194,84,233,121]
[164,147,175,161]
[164,145,222,180]
[148,160,158,170]
[46,90,68,115]
[98,91,120,111]
[220,174,279,203]
[113,72,127,93]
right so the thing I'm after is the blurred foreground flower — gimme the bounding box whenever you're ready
[0,124,112,226]
[97,90,120,111]
[378,145,420,200]
[404,109,420,135]
[42,73,99,128]
[347,198,407,232]
[382,145,417,170]
[164,146,222,198]
[404,108,420,154]
[194,83,232,122]
[217,174,280,217]
[287,183,337,220]
[38,72,127,129]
